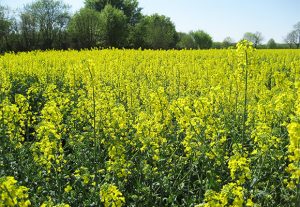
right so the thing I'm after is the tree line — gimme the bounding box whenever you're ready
[0,0,299,53]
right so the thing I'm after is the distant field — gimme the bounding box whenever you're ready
[0,43,299,206]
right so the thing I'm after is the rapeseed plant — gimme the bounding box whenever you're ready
[0,44,299,206]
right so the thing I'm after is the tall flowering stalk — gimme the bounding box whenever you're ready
[236,40,254,144]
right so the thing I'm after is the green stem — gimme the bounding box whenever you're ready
[88,66,97,165]
[242,51,248,145]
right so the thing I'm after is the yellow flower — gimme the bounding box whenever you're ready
[0,176,31,207]
[100,184,125,207]
[64,185,72,193]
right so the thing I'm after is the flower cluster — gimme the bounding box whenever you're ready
[100,184,125,207]
[0,176,31,207]
[286,81,300,189]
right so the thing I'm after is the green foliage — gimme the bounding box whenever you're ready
[20,0,71,50]
[285,31,297,48]
[267,38,277,49]
[0,5,13,52]
[0,6,11,37]
[84,0,142,25]
[243,31,263,48]
[68,8,102,49]
[176,32,197,49]
[222,36,234,48]
[285,22,300,49]
[139,14,178,49]
[126,18,146,48]
[176,31,214,50]
[99,4,128,48]
[1,1,298,51]
[68,4,129,49]
[190,30,213,49]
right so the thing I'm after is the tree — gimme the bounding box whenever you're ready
[190,30,213,49]
[267,38,277,49]
[285,31,297,48]
[243,32,254,42]
[293,21,300,48]
[139,14,177,49]
[84,0,142,25]
[20,12,38,50]
[99,4,127,48]
[20,0,71,50]
[126,16,147,48]
[222,36,234,48]
[68,8,102,49]
[243,31,263,48]
[285,22,300,49]
[176,32,196,49]
[0,5,12,51]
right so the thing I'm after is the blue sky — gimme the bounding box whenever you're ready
[2,0,300,43]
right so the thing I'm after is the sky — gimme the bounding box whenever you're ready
[1,0,300,43]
